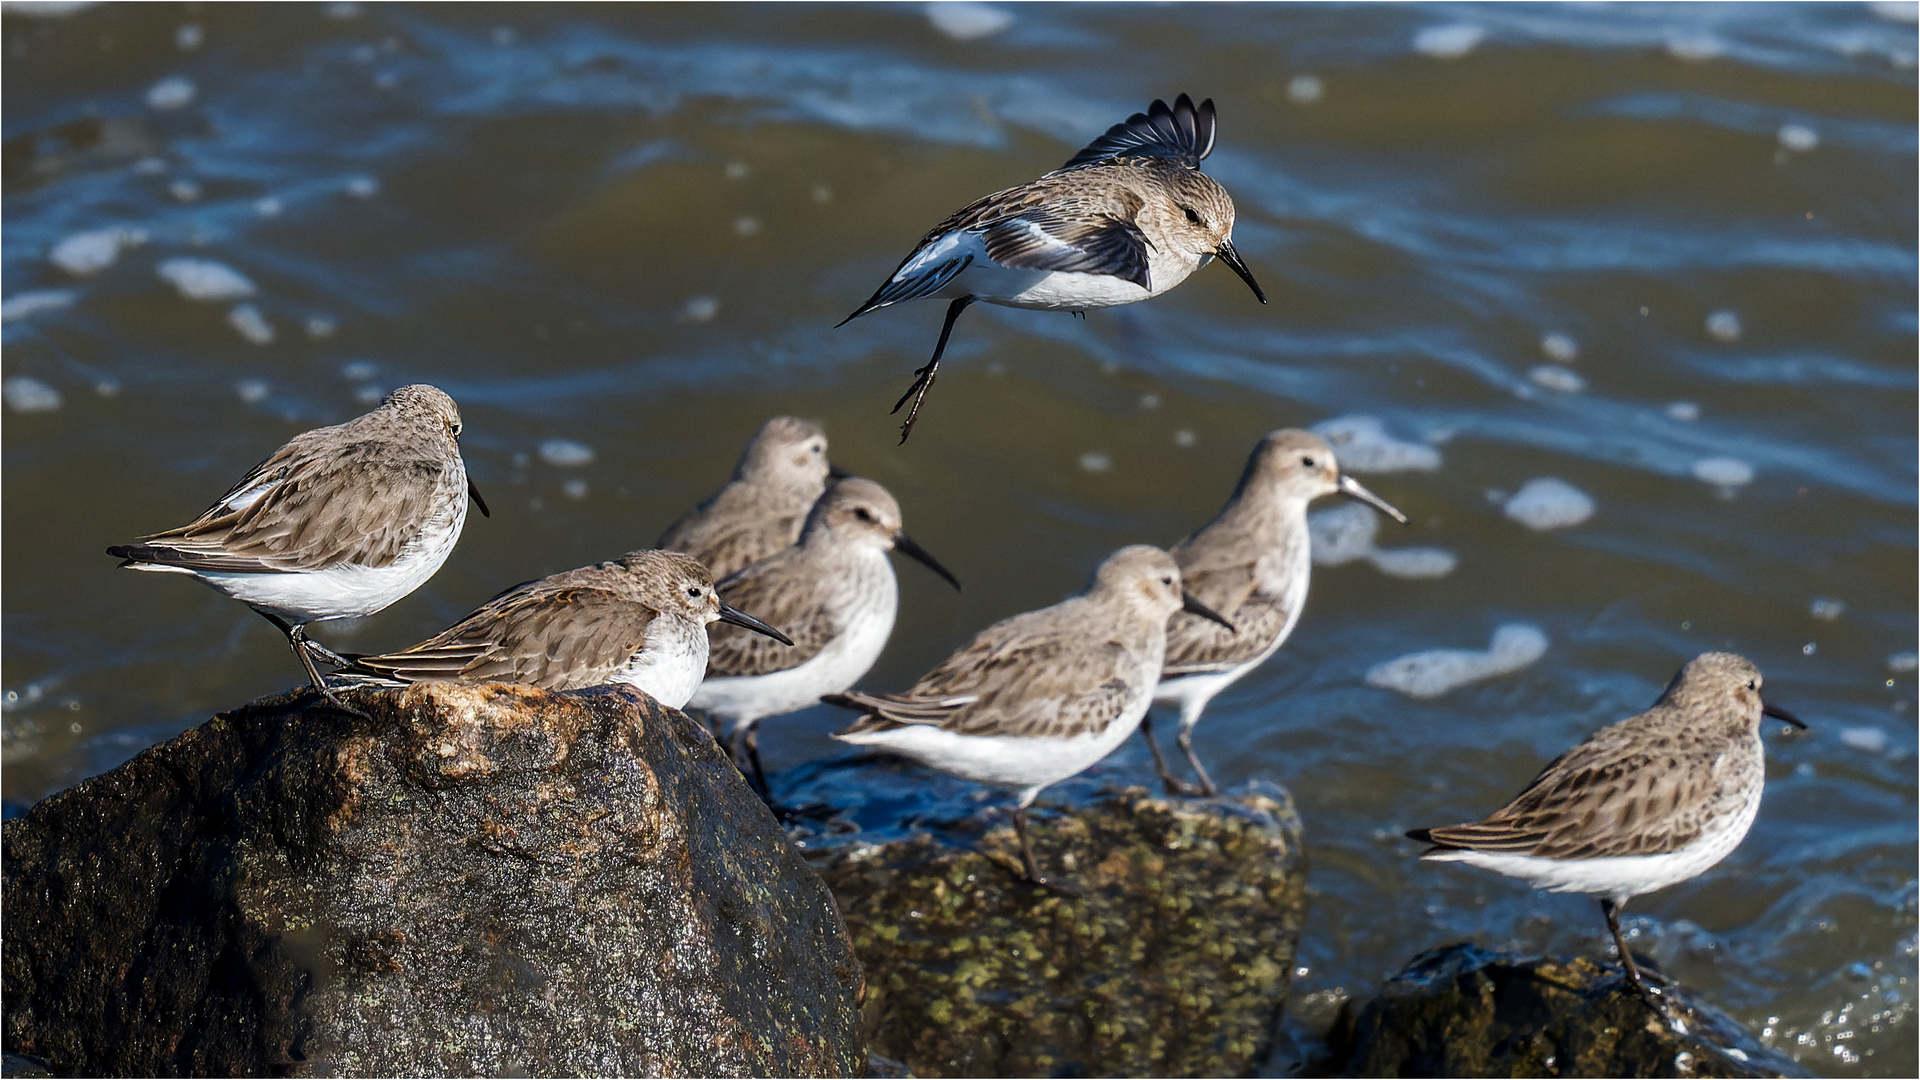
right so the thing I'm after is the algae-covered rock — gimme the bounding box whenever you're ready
[2,682,864,1077]
[818,783,1306,1078]
[1325,942,1809,1078]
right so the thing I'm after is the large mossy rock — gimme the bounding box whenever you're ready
[817,783,1306,1078]
[2,683,864,1078]
[1324,942,1808,1078]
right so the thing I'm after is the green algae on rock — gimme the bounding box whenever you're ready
[2,682,864,1077]
[1324,942,1811,1078]
[818,783,1306,1078]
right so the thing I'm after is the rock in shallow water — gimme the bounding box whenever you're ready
[816,783,1306,1078]
[1323,942,1808,1078]
[2,682,863,1077]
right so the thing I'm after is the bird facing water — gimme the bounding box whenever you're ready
[335,550,791,710]
[840,94,1265,441]
[1149,429,1406,796]
[107,383,488,714]
[826,545,1234,891]
[1407,652,1805,1010]
[690,477,960,797]
[656,416,840,581]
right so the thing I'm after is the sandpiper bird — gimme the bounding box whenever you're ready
[826,545,1235,890]
[689,477,961,796]
[335,550,792,709]
[1147,429,1406,796]
[1407,652,1805,1009]
[107,384,488,713]
[840,94,1266,441]
[656,416,843,581]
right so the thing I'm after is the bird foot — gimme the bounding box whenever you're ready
[1161,777,1217,798]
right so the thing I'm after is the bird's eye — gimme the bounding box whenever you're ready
[1161,576,1173,586]
[1746,679,1757,691]
[1183,206,1202,225]
[854,507,874,522]
[687,587,703,599]
[1301,456,1316,468]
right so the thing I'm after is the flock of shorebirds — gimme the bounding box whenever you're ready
[108,95,1803,1015]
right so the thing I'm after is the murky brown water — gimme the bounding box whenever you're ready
[5,2,1915,1073]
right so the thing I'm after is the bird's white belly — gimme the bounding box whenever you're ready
[609,617,710,710]
[692,603,896,728]
[165,501,467,624]
[1425,785,1764,902]
[953,263,1153,311]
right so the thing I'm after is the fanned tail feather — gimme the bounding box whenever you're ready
[1061,93,1216,171]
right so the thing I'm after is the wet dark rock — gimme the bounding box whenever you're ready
[1323,942,1810,1078]
[817,783,1307,1078]
[2,683,864,1077]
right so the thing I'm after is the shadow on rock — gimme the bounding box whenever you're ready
[2,682,864,1077]
[1323,941,1810,1078]
[817,781,1307,1078]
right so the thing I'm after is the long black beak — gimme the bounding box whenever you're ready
[717,602,794,646]
[1181,590,1237,633]
[1215,238,1267,305]
[468,477,491,518]
[892,531,961,592]
[1337,474,1406,524]
[827,462,854,480]
[1763,699,1807,730]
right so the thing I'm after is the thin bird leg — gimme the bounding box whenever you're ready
[1139,714,1203,798]
[265,615,367,718]
[891,295,974,444]
[730,721,773,803]
[1602,898,1667,1012]
[1176,723,1219,798]
[1010,804,1080,897]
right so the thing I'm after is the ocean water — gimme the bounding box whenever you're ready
[4,3,1914,1073]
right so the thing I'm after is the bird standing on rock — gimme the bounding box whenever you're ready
[1406,652,1806,1013]
[1148,429,1406,796]
[840,94,1266,441]
[826,545,1235,892]
[335,550,792,710]
[691,477,961,800]
[657,416,843,582]
[107,384,488,714]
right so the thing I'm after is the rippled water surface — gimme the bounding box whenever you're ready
[5,2,1915,1073]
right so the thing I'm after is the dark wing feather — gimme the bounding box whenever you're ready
[119,427,459,573]
[705,558,838,678]
[981,207,1151,292]
[1061,94,1215,171]
[340,584,663,691]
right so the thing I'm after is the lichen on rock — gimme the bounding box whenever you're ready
[817,782,1307,1078]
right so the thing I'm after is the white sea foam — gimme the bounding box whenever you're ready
[347,175,380,198]
[1503,478,1593,530]
[227,304,274,344]
[340,361,378,382]
[1309,502,1457,580]
[1809,598,1845,621]
[1368,547,1458,580]
[1414,24,1485,58]
[354,384,383,405]
[157,258,255,300]
[1312,415,1441,473]
[175,23,202,50]
[539,439,595,467]
[1540,332,1578,362]
[1870,1,1919,23]
[1528,365,1585,393]
[1287,75,1324,104]
[1173,429,1196,448]
[1078,452,1112,474]
[1839,727,1889,755]
[563,478,590,500]
[0,2,99,16]
[236,378,270,404]
[1,290,75,322]
[51,227,141,275]
[679,295,720,323]
[926,2,1012,40]
[1366,624,1548,699]
[146,75,196,110]
[1889,652,1919,673]
[1705,310,1742,342]
[4,376,63,414]
[1665,31,1723,61]
[1692,456,1754,488]
[1777,124,1820,152]
[306,316,337,338]
[1666,401,1701,422]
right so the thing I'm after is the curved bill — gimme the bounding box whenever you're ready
[1214,238,1267,305]
[1338,474,1407,525]
[717,602,794,646]
[893,530,962,592]
[468,477,491,518]
[827,462,854,480]
[1181,590,1237,634]
[1762,699,1807,730]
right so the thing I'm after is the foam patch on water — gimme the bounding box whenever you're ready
[1693,456,1754,488]
[1888,652,1917,674]
[1840,726,1889,755]
[227,304,274,344]
[1078,452,1112,474]
[1778,124,1820,152]
[1540,332,1578,362]
[1287,75,1324,104]
[1706,310,1742,342]
[539,439,595,467]
[0,2,98,17]
[1311,415,1441,473]
[1666,401,1701,422]
[235,378,270,404]
[4,376,63,414]
[146,76,196,111]
[1809,597,1845,621]
[679,295,720,323]
[1,290,76,322]
[1414,24,1485,58]
[51,227,142,276]
[1308,503,1457,580]
[1665,31,1725,61]
[1503,478,1593,530]
[1366,624,1548,699]
[157,258,255,300]
[1871,1,1919,22]
[926,2,1012,40]
[1528,365,1585,393]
